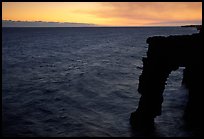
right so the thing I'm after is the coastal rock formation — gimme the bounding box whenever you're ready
[131,29,203,133]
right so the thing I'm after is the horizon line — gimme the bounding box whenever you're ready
[2,20,201,28]
[2,24,202,28]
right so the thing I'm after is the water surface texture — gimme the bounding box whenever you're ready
[2,27,198,137]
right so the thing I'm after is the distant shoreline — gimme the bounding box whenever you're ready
[181,25,202,30]
[181,25,201,27]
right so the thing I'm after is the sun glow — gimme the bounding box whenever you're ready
[2,2,202,26]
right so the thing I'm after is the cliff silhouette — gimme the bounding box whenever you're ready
[131,28,203,136]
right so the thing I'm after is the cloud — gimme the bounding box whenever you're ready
[99,2,201,19]
[74,2,202,26]
[2,20,97,27]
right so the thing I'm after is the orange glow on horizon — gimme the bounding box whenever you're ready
[2,2,202,26]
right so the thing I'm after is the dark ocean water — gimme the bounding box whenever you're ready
[2,27,199,137]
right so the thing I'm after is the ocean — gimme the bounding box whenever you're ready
[2,27,199,137]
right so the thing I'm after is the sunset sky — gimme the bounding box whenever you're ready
[2,2,202,26]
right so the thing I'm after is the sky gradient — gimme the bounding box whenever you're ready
[2,2,202,26]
